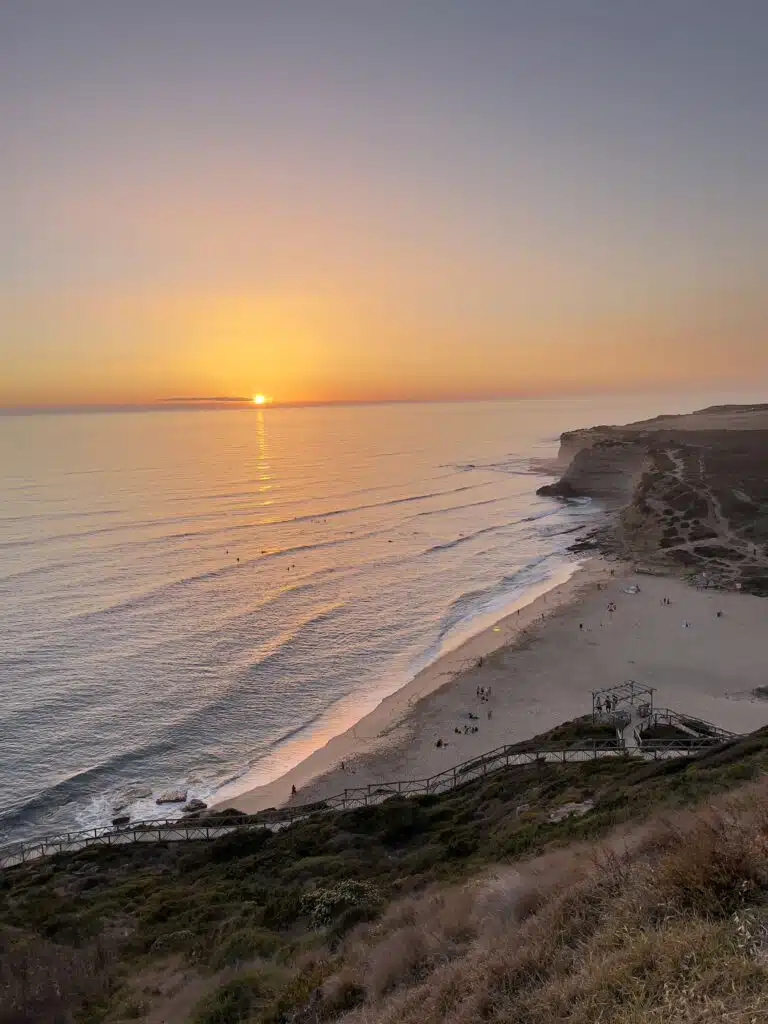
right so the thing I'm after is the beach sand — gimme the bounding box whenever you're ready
[213,557,768,815]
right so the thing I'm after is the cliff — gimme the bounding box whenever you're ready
[538,405,768,593]
[536,434,648,504]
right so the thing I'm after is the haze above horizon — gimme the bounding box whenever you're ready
[3,1,768,408]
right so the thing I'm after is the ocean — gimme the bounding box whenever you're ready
[0,394,742,845]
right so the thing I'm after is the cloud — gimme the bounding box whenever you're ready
[160,396,251,403]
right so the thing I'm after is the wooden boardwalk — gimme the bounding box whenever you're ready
[0,733,731,871]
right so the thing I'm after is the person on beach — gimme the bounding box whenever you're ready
[291,785,296,796]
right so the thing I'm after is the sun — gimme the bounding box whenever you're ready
[252,394,266,405]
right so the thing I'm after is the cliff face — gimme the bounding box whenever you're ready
[538,406,768,593]
[537,436,648,505]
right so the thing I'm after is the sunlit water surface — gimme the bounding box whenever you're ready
[0,395,753,843]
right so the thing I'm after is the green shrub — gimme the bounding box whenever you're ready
[192,974,270,1024]
[210,927,280,969]
[300,880,382,929]
[208,828,272,863]
[150,929,194,954]
[378,801,428,844]
[262,887,303,930]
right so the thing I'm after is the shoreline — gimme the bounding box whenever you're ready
[212,555,613,813]
[216,554,768,816]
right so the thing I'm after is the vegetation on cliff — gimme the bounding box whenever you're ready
[539,406,768,593]
[2,725,768,1023]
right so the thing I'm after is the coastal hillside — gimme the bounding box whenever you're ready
[3,724,768,1023]
[538,404,768,592]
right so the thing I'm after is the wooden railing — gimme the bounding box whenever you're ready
[647,708,737,741]
[0,732,733,871]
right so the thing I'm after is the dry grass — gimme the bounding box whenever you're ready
[6,736,768,1022]
[0,930,114,1024]
[311,780,768,1024]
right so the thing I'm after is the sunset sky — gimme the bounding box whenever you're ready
[3,1,768,407]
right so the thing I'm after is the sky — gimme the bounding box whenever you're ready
[2,0,768,407]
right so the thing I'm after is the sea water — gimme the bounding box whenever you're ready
[0,394,746,843]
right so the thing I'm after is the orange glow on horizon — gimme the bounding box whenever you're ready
[2,285,767,409]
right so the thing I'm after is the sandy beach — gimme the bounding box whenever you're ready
[214,555,768,815]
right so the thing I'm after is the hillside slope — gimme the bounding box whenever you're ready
[3,724,768,1023]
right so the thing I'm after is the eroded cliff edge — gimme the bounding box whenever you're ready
[538,405,768,594]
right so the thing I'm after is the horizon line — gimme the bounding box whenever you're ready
[0,396,556,416]
[1,386,765,416]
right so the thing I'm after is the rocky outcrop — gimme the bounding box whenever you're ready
[539,406,768,593]
[156,789,188,805]
[182,798,208,813]
[537,437,649,505]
